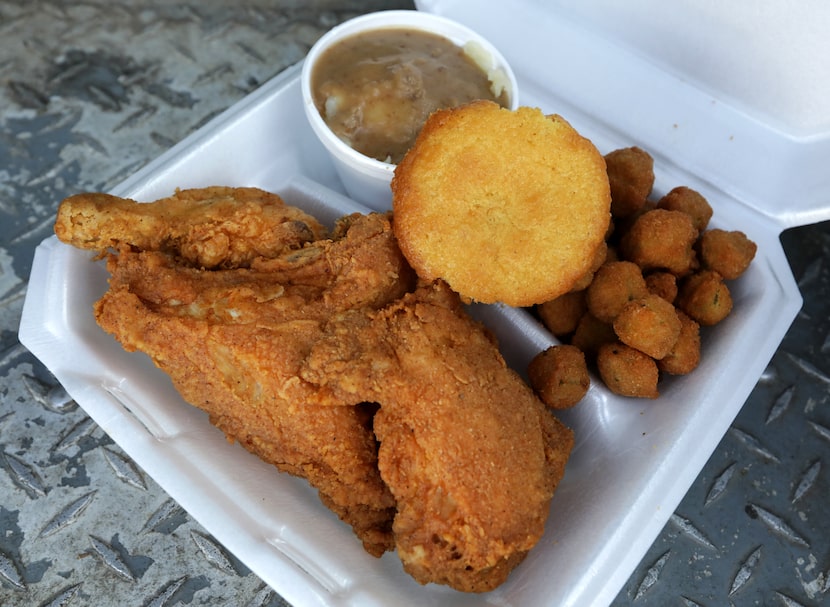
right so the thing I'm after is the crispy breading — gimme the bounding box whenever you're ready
[570,312,617,361]
[56,186,576,590]
[93,212,415,556]
[528,344,590,409]
[697,228,757,280]
[585,261,649,324]
[55,186,327,268]
[301,281,573,592]
[620,208,699,276]
[645,271,678,303]
[656,186,713,232]
[604,146,655,219]
[658,311,701,375]
[676,269,734,326]
[613,293,682,360]
[536,290,587,337]
[597,342,660,399]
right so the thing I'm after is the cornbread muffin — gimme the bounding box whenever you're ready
[392,100,611,307]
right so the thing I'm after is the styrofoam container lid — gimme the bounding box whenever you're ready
[417,0,830,229]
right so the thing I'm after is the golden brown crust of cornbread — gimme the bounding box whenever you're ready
[391,100,611,306]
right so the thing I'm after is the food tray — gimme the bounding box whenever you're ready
[20,2,827,606]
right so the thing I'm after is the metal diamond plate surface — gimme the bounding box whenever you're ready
[1,1,828,605]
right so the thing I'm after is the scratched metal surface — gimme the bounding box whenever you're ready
[0,1,828,606]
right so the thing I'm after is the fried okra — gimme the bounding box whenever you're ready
[676,270,733,326]
[570,240,609,292]
[613,294,682,360]
[605,147,655,218]
[620,209,698,276]
[645,271,678,303]
[531,141,758,400]
[585,261,648,324]
[697,229,757,280]
[528,345,590,409]
[571,312,617,361]
[597,342,659,399]
[537,291,587,337]
[658,311,701,375]
[656,186,713,232]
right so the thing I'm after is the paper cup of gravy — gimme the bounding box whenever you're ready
[301,10,519,211]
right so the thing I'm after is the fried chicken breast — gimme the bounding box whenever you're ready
[302,281,574,592]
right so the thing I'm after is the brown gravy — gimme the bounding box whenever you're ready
[312,28,509,164]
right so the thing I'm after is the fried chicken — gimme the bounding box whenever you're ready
[301,281,574,592]
[55,187,575,591]
[55,186,326,269]
[91,209,416,557]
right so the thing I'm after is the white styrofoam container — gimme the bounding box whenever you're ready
[19,2,828,606]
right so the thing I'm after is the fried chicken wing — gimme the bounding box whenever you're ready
[55,186,327,268]
[93,212,416,556]
[301,281,574,592]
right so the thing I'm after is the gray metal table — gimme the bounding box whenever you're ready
[1,1,827,605]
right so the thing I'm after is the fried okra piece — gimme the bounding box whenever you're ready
[658,311,701,375]
[613,294,682,360]
[586,261,649,324]
[697,229,757,280]
[645,271,678,303]
[528,345,590,409]
[620,209,699,276]
[605,147,655,218]
[596,342,659,399]
[570,240,609,292]
[656,186,713,232]
[676,270,733,325]
[571,313,617,361]
[537,291,587,337]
